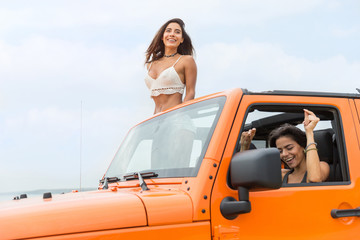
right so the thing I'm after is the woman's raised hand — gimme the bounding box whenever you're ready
[240,128,256,152]
[303,109,320,132]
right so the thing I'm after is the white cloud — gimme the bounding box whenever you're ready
[0,104,151,193]
[0,33,152,194]
[0,37,144,86]
[0,0,328,30]
[191,0,326,26]
[197,39,360,95]
[0,7,32,30]
[0,37,149,116]
[331,26,359,38]
[4,107,78,138]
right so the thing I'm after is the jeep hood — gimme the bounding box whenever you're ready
[0,191,147,239]
[0,188,193,239]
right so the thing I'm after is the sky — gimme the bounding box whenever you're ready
[0,0,359,194]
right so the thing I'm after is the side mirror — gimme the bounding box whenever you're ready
[220,148,282,219]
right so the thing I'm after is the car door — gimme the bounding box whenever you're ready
[210,94,360,240]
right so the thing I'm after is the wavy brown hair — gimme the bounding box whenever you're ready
[268,123,307,149]
[145,18,195,64]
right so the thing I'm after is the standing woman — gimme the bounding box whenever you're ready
[145,18,197,114]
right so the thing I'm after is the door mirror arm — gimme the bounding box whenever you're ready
[220,187,251,220]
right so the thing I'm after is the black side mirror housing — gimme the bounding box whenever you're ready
[230,148,282,190]
[221,148,282,219]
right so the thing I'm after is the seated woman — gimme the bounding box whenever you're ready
[240,109,330,184]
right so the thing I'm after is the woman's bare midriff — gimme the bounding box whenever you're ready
[153,93,183,114]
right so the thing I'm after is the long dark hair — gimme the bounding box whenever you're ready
[145,18,195,64]
[268,124,307,149]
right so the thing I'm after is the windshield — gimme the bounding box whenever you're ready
[105,97,226,180]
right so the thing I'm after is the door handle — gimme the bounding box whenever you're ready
[331,207,360,218]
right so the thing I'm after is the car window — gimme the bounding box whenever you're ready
[236,104,349,185]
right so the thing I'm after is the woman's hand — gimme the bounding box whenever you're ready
[303,109,319,133]
[240,128,256,152]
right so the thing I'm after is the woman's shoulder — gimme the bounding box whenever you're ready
[179,55,196,67]
[180,55,195,61]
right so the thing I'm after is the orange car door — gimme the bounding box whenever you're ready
[210,95,360,240]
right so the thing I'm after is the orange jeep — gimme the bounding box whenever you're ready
[1,88,360,239]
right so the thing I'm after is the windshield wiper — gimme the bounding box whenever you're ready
[123,172,158,191]
[100,176,120,190]
[123,172,158,180]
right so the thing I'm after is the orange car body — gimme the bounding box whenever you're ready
[1,88,359,239]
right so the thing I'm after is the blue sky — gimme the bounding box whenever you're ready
[0,0,359,194]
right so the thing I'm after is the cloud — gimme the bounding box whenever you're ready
[0,0,328,31]
[0,33,153,192]
[0,7,33,30]
[0,33,151,193]
[0,36,150,113]
[0,37,144,84]
[190,0,327,26]
[0,103,151,192]
[197,39,360,95]
[331,26,359,38]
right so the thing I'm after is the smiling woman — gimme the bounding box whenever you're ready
[240,108,331,184]
[268,110,330,184]
[144,18,197,114]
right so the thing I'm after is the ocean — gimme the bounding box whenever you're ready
[0,188,97,203]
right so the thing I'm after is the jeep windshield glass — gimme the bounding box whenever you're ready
[105,97,226,180]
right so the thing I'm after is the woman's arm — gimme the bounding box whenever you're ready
[183,56,197,102]
[303,109,330,182]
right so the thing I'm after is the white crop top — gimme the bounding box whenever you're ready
[145,56,185,97]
